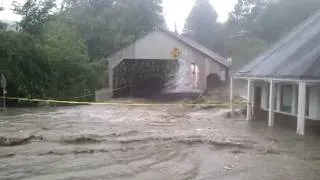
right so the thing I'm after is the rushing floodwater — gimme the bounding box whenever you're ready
[0,105,320,180]
[165,58,200,93]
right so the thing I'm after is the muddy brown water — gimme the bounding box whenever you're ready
[0,105,320,180]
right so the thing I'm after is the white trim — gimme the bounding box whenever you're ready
[232,76,320,83]
[247,79,252,121]
[261,107,320,121]
[306,116,319,121]
[297,82,306,135]
[268,80,275,127]
[230,76,234,113]
[263,107,295,116]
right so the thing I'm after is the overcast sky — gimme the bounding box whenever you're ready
[0,0,237,32]
[163,0,237,32]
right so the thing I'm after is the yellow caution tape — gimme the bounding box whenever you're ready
[4,97,247,107]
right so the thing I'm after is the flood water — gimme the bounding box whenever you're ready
[164,58,200,93]
[0,105,320,180]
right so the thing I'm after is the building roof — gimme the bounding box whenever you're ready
[161,30,230,67]
[107,29,229,68]
[234,10,320,80]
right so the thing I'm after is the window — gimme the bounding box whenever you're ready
[306,86,310,117]
[220,69,226,81]
[280,85,292,113]
[274,84,278,111]
[293,85,298,115]
[219,65,224,71]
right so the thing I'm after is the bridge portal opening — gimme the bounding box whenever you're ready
[112,59,178,98]
[207,73,221,90]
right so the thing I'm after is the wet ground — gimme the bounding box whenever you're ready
[0,105,320,180]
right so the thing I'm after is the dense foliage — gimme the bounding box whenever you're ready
[182,0,320,70]
[64,0,164,59]
[0,31,49,99]
[0,0,164,105]
[183,0,226,56]
[228,0,320,69]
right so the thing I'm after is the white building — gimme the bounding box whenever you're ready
[231,10,320,135]
[96,30,229,99]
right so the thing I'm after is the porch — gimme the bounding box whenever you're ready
[230,77,320,135]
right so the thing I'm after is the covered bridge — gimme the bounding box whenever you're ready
[96,29,229,100]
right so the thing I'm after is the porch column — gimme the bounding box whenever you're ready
[247,79,252,121]
[230,76,234,113]
[268,80,275,127]
[108,63,113,90]
[297,82,306,135]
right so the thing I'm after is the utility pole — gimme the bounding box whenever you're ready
[1,74,7,109]
[174,22,178,34]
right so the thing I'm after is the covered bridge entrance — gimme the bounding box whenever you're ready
[112,59,178,97]
[96,30,229,100]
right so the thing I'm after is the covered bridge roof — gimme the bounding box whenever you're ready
[160,30,229,67]
[234,10,320,80]
[107,29,229,67]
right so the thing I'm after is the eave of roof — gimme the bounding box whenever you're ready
[234,10,320,80]
[106,29,230,68]
[160,29,230,67]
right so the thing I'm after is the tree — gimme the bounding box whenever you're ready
[0,30,51,99]
[1,0,167,105]
[228,36,267,70]
[0,6,7,30]
[183,0,226,56]
[39,19,99,99]
[228,0,269,34]
[13,0,56,35]
[0,22,7,30]
[255,0,320,42]
[229,0,320,43]
[227,0,320,70]
[64,0,164,59]
[0,19,99,101]
[111,0,164,51]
